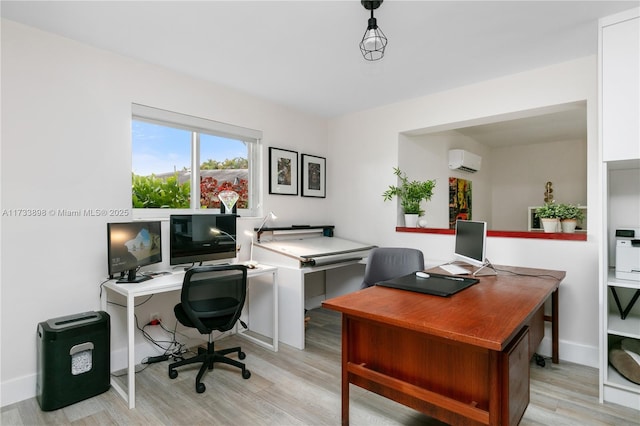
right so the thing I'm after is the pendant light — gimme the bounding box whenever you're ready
[359,0,387,61]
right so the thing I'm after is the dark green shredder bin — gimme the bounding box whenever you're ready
[36,311,110,411]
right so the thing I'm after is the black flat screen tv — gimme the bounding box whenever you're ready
[169,214,237,266]
[107,221,162,283]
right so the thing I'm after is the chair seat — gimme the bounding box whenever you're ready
[174,298,238,330]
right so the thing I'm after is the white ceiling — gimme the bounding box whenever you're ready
[2,0,637,144]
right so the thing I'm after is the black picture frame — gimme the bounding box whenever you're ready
[301,154,326,198]
[269,147,298,195]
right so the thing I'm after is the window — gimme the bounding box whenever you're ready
[131,104,261,215]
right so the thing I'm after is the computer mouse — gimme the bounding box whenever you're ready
[415,271,430,279]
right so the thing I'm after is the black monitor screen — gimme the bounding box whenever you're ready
[107,221,162,282]
[454,220,487,268]
[170,214,237,265]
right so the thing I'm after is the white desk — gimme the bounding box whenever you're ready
[253,236,374,349]
[100,264,277,409]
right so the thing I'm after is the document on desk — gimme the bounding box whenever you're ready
[377,273,479,297]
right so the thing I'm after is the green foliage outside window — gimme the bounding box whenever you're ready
[132,173,191,208]
[200,157,248,170]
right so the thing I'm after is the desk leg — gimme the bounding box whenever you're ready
[552,288,559,364]
[341,316,349,426]
[238,270,279,352]
[272,270,278,351]
[126,293,136,408]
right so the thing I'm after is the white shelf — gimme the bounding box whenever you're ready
[606,365,640,393]
[608,313,640,338]
[608,270,640,289]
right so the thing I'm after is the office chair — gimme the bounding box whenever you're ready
[361,247,425,289]
[168,265,251,393]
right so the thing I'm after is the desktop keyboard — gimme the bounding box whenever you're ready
[439,264,470,275]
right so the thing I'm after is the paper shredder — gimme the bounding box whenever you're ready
[36,311,110,411]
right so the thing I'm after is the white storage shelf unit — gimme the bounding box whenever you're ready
[599,6,640,411]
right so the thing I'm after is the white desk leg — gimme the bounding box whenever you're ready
[272,270,278,351]
[127,293,136,409]
[238,269,279,352]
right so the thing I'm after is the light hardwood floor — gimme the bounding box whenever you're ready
[2,308,639,425]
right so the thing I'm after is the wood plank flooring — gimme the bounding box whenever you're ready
[2,308,639,425]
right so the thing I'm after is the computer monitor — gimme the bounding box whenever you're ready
[169,214,237,266]
[453,220,488,272]
[107,221,162,283]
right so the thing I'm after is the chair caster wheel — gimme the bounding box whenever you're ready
[239,351,246,360]
[242,369,251,379]
[196,382,206,393]
[169,369,178,379]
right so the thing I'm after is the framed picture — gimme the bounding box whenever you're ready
[301,154,326,198]
[448,177,472,229]
[269,147,298,195]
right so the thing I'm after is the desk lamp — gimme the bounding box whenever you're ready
[246,211,277,267]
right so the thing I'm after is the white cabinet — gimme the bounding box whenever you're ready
[601,9,640,161]
[599,7,640,411]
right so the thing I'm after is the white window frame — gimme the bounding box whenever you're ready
[131,104,262,218]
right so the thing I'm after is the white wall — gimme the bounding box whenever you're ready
[491,138,587,231]
[0,20,329,406]
[327,56,602,368]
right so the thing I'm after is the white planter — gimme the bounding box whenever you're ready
[541,218,560,233]
[561,219,578,233]
[404,214,419,227]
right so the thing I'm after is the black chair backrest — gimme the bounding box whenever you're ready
[361,247,425,289]
[181,265,248,334]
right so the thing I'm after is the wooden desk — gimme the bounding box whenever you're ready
[322,266,563,426]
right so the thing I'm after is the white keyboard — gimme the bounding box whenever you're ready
[439,264,470,275]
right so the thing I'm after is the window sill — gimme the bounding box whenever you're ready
[396,227,587,241]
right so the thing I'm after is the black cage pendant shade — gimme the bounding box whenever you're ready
[359,0,387,61]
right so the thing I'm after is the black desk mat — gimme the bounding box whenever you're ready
[376,272,479,297]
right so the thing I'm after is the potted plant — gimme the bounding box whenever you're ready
[556,203,585,233]
[535,203,561,233]
[382,167,436,227]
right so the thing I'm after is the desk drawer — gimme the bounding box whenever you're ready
[502,326,530,426]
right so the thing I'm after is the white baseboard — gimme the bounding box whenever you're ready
[536,335,599,368]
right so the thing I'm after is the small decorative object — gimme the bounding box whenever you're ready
[544,181,554,204]
[218,190,239,214]
[301,154,326,198]
[535,203,561,233]
[382,167,436,227]
[556,203,585,233]
[269,147,298,195]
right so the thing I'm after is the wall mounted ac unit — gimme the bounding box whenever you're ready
[448,149,481,173]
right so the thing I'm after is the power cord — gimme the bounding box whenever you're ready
[136,315,187,364]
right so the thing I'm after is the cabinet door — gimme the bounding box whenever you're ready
[602,14,640,162]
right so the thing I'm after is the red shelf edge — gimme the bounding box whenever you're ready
[396,227,587,241]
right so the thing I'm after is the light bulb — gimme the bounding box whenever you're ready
[363,29,381,51]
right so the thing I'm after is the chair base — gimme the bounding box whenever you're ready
[168,340,251,393]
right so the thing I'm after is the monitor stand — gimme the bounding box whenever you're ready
[117,269,152,284]
[472,259,497,276]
